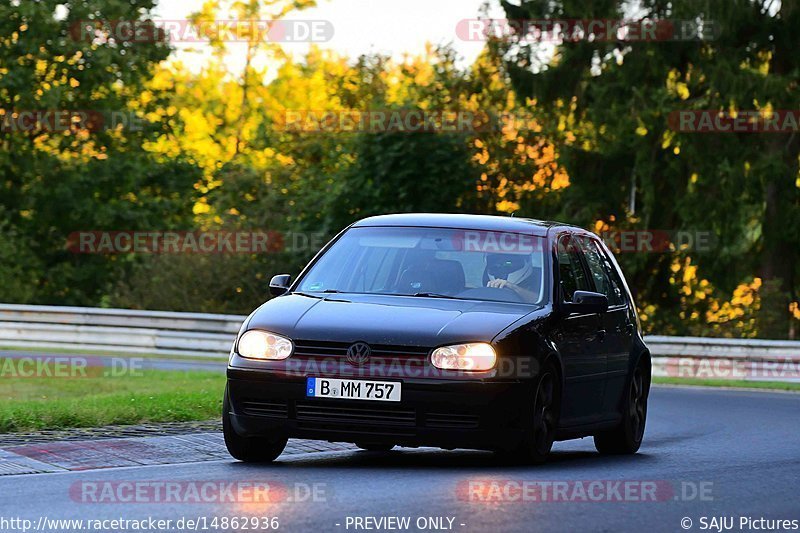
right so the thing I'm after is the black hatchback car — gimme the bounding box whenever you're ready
[224,214,650,463]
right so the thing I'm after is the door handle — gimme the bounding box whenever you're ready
[595,329,606,341]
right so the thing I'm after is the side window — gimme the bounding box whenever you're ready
[581,238,625,306]
[596,243,627,306]
[556,235,590,302]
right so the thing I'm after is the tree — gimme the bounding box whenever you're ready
[0,0,199,304]
[497,0,800,337]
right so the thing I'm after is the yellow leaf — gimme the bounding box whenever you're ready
[676,82,690,100]
[193,199,211,215]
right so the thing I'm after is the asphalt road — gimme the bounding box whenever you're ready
[1,387,798,533]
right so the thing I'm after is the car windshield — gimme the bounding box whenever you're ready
[296,226,546,304]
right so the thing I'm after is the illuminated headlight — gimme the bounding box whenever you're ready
[237,330,293,360]
[430,343,496,371]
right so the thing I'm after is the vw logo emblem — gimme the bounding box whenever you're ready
[346,342,371,366]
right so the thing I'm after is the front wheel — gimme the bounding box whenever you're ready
[223,386,287,462]
[504,361,560,464]
[594,359,649,454]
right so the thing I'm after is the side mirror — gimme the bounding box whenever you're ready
[269,274,292,297]
[566,290,608,314]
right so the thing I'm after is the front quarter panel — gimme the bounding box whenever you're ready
[491,305,556,384]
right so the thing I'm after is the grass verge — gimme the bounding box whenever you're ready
[0,369,225,433]
[2,371,795,434]
[653,376,800,391]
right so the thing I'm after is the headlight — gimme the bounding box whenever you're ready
[237,330,293,360]
[430,343,496,371]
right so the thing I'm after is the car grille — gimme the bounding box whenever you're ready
[293,340,428,360]
[426,412,480,429]
[241,400,288,418]
[240,398,480,433]
[289,340,431,377]
[295,402,416,426]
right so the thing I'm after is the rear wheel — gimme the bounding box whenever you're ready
[505,361,560,464]
[594,359,649,454]
[355,442,395,452]
[223,387,287,462]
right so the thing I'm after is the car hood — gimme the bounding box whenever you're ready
[245,293,540,347]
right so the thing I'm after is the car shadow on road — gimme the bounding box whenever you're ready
[231,446,658,472]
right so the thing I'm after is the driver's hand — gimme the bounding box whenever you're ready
[487,279,519,291]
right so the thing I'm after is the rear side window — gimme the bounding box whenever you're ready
[580,237,625,306]
[597,243,628,306]
[556,235,591,302]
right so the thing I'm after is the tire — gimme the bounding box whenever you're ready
[355,442,395,452]
[594,358,649,455]
[222,386,288,462]
[504,361,561,464]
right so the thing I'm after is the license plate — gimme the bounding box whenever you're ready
[306,377,401,402]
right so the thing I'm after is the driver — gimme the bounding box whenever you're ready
[485,253,539,303]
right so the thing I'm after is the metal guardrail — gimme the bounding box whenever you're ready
[646,335,800,383]
[0,304,242,358]
[644,335,800,359]
[0,304,798,380]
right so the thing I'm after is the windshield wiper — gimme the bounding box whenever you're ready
[293,289,351,302]
[293,291,323,299]
[409,292,460,299]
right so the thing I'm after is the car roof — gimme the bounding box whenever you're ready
[351,213,583,237]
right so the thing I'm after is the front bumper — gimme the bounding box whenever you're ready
[226,368,532,451]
